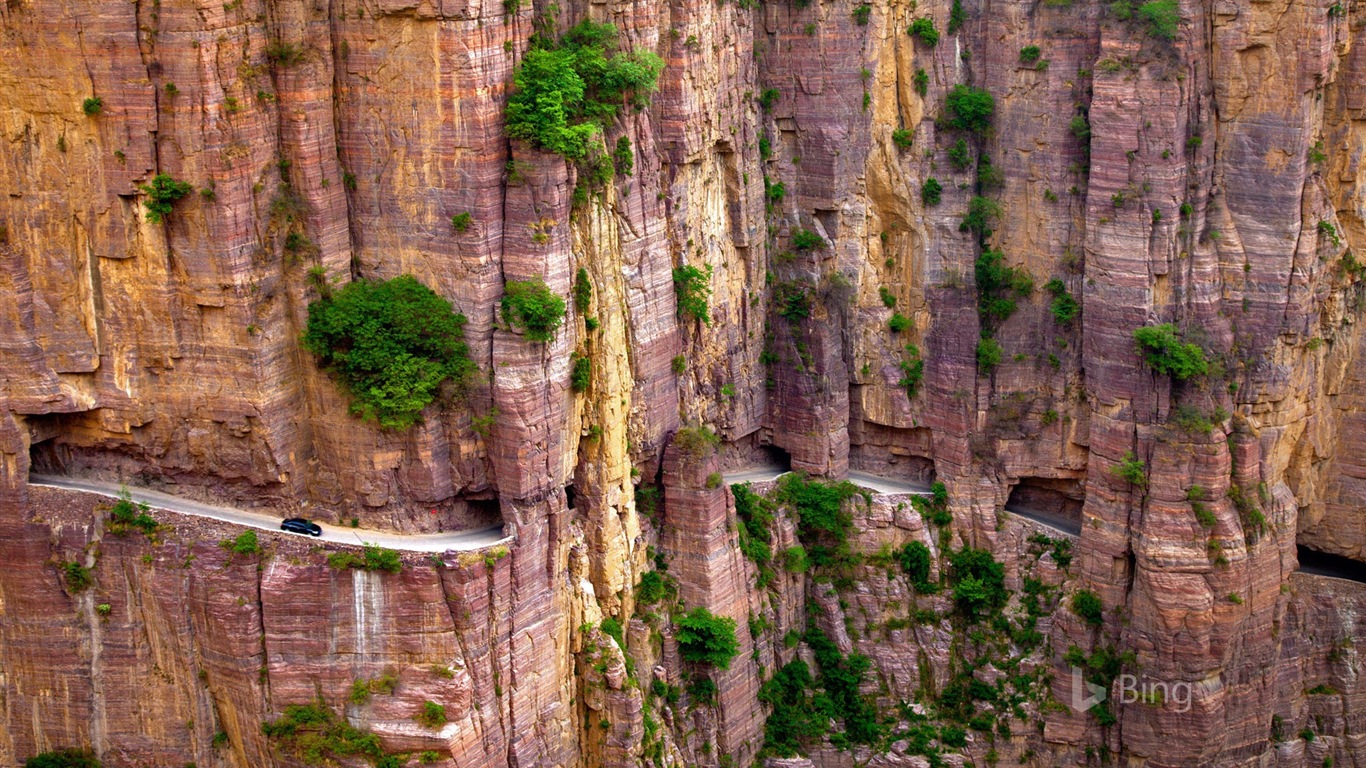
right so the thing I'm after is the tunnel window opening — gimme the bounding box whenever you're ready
[758,444,793,474]
[453,496,503,532]
[25,413,69,476]
[1005,477,1083,535]
[565,484,577,511]
[1296,545,1366,584]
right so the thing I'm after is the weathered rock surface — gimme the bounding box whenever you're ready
[4,0,1366,766]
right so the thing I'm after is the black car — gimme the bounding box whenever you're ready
[281,518,322,536]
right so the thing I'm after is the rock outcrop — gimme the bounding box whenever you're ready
[3,0,1366,766]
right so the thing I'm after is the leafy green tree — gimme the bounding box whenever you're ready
[140,174,193,223]
[303,275,475,430]
[502,278,567,342]
[673,264,713,324]
[943,84,995,134]
[675,607,739,668]
[947,547,1007,621]
[1132,323,1208,379]
[506,21,663,160]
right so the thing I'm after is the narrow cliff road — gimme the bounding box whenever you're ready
[28,474,509,554]
[1002,504,1082,537]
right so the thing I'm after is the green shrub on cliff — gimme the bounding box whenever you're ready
[304,275,475,430]
[1071,589,1103,626]
[501,278,567,342]
[943,84,995,135]
[140,173,193,224]
[947,547,1008,622]
[506,21,663,160]
[25,749,101,768]
[908,17,939,46]
[676,607,739,668]
[262,701,387,763]
[673,264,713,324]
[1132,323,1208,379]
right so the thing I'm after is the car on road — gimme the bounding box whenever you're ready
[281,518,322,537]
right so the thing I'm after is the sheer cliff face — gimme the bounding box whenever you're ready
[3,0,1366,766]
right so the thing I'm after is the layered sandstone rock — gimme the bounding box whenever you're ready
[3,0,1366,766]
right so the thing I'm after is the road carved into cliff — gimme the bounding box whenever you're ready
[28,474,510,554]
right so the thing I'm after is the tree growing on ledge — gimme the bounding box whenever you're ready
[505,20,663,161]
[676,607,739,668]
[140,173,193,224]
[303,275,476,430]
[1132,323,1208,379]
[502,278,567,342]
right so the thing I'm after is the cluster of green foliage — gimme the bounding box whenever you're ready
[758,660,826,756]
[892,128,914,149]
[1132,323,1208,379]
[908,17,939,46]
[107,489,157,536]
[898,343,925,398]
[1027,531,1073,569]
[792,228,826,251]
[1187,485,1217,528]
[676,607,739,668]
[348,673,398,704]
[327,545,402,574]
[63,562,93,592]
[1019,45,1042,64]
[888,313,912,333]
[805,625,883,747]
[636,569,677,605]
[304,276,476,430]
[573,267,593,314]
[976,337,1003,371]
[1071,589,1103,626]
[505,21,663,160]
[25,750,101,768]
[502,278,567,343]
[1045,278,1079,324]
[922,177,943,206]
[852,4,871,25]
[947,137,974,170]
[1062,645,1135,725]
[943,85,995,135]
[733,483,778,587]
[912,481,952,526]
[81,97,103,116]
[913,67,929,97]
[414,701,447,729]
[613,135,634,176]
[224,530,262,557]
[946,547,1008,622]
[775,473,864,569]
[570,354,592,393]
[899,540,937,592]
[961,196,1003,237]
[975,248,1032,334]
[949,0,966,32]
[451,212,473,232]
[774,280,813,323]
[140,174,193,224]
[1111,451,1147,487]
[674,424,720,458]
[673,264,713,324]
[1111,0,1180,41]
[262,701,389,765]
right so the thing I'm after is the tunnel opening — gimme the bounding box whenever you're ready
[1005,477,1084,535]
[25,412,73,476]
[450,496,503,532]
[848,421,936,485]
[1296,545,1366,584]
[758,444,793,474]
